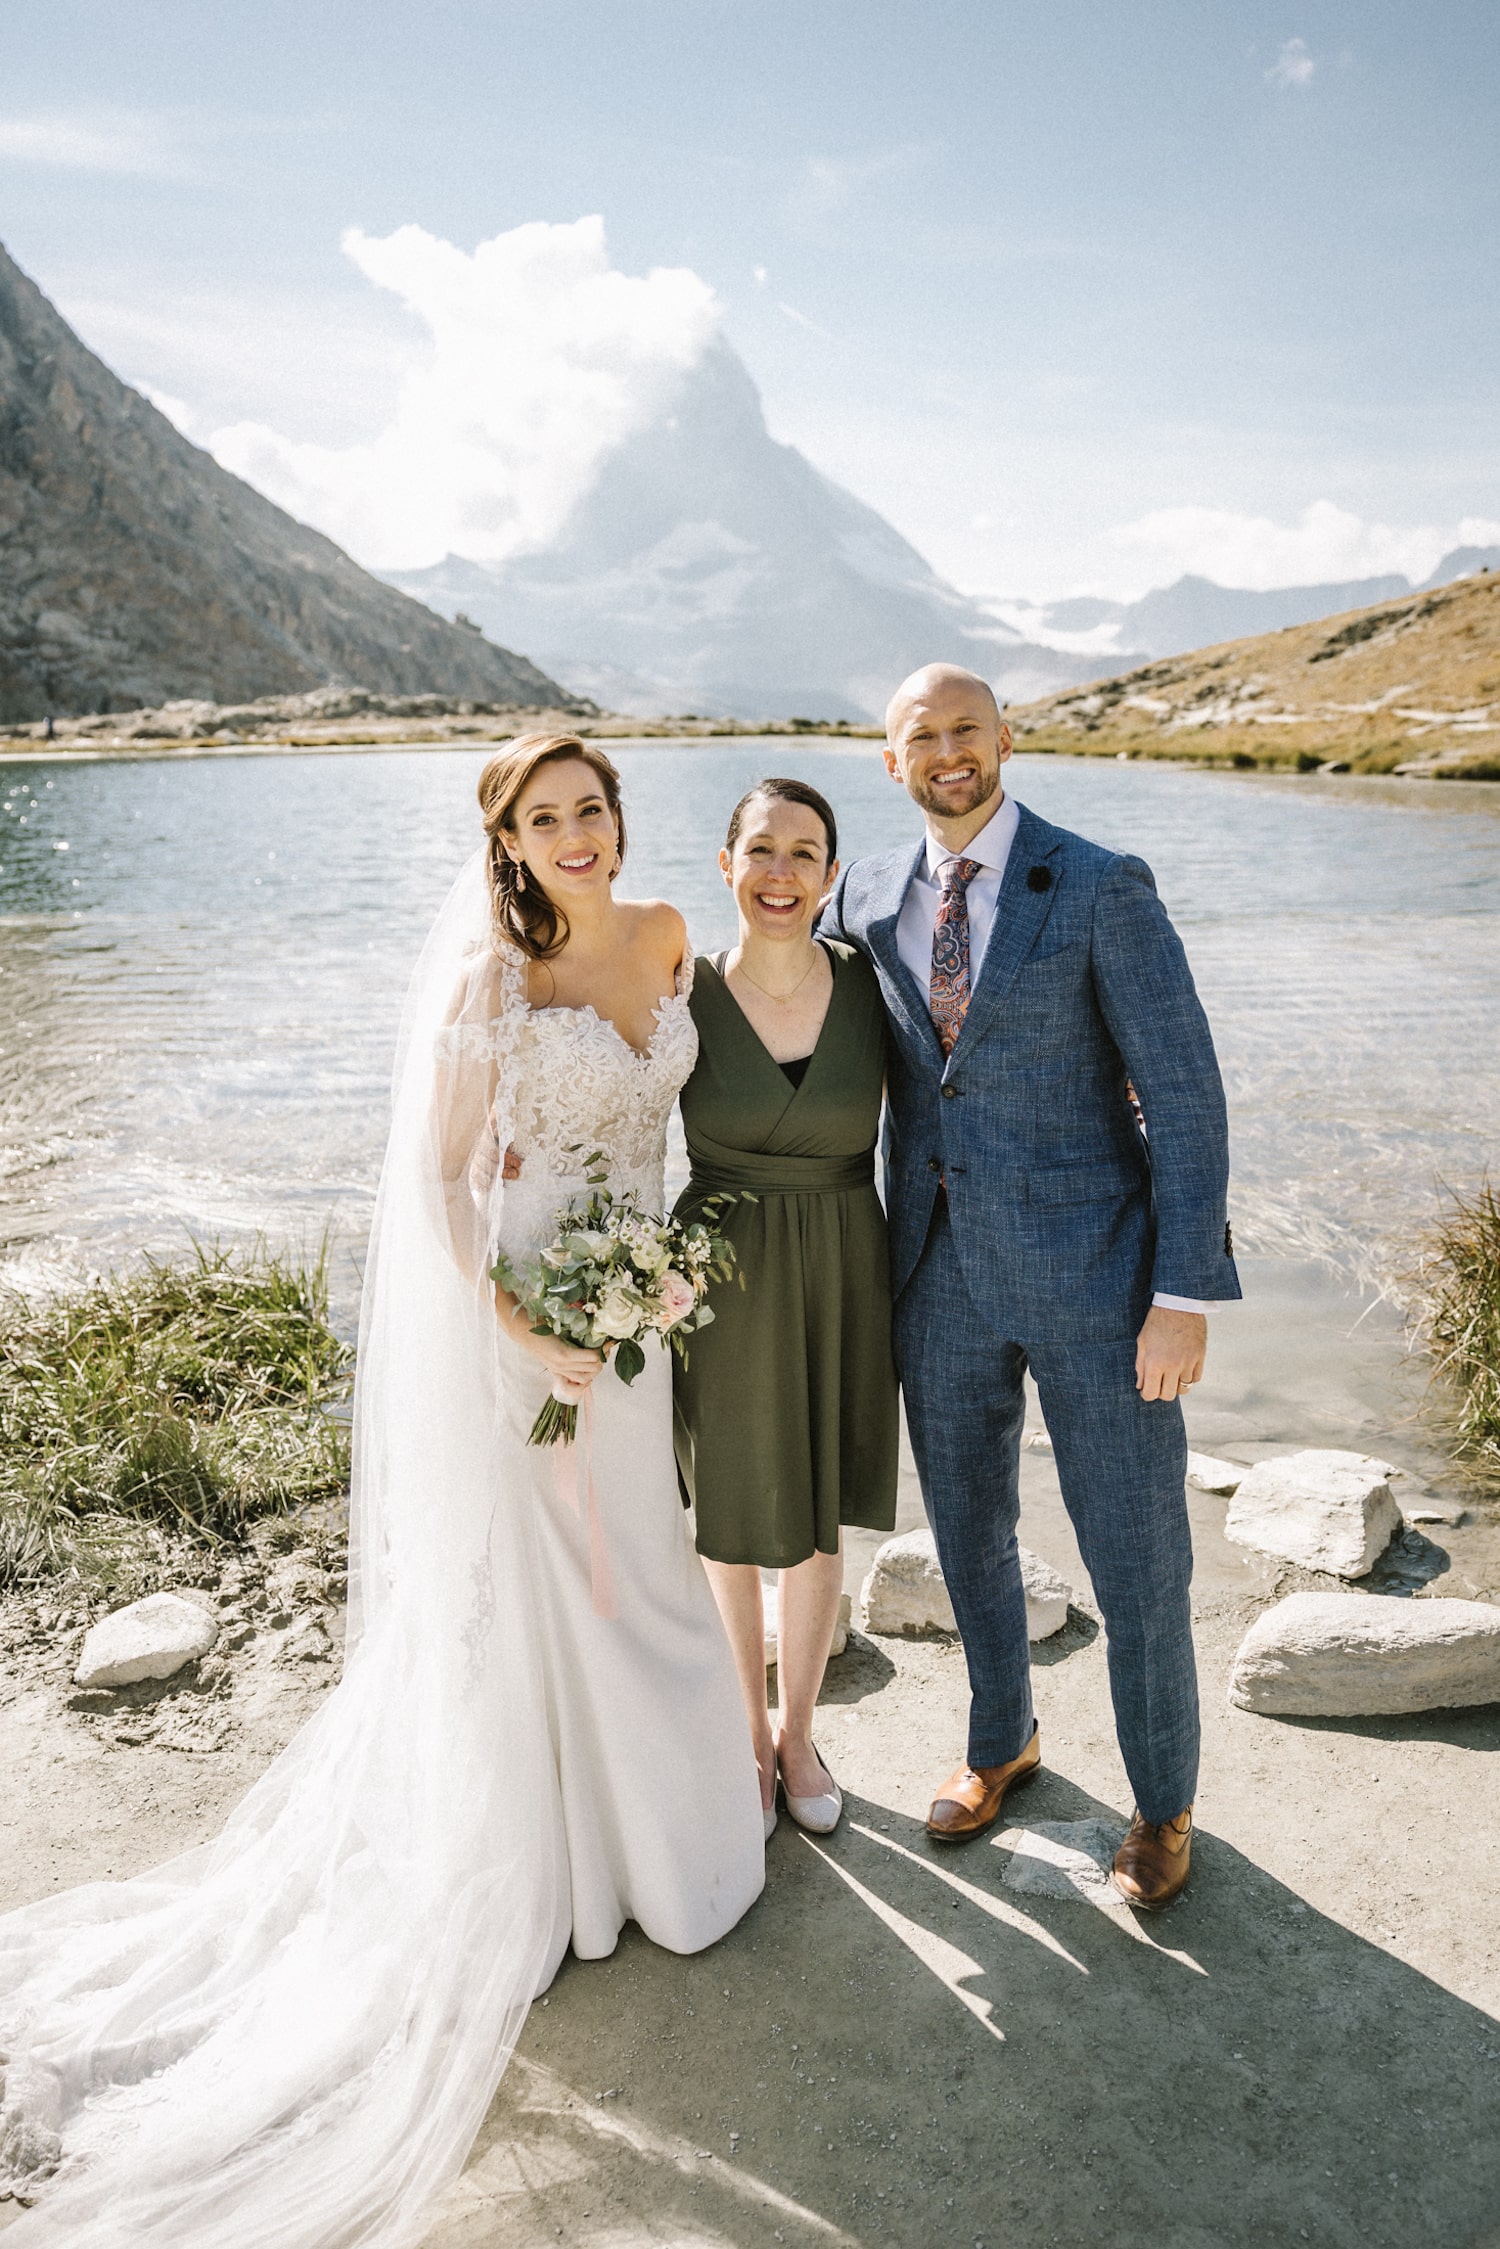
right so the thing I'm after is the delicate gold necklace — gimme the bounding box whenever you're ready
[730,946,819,1004]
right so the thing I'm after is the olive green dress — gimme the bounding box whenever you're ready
[672,941,898,1568]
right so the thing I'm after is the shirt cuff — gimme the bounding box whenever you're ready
[1151,1293,1215,1314]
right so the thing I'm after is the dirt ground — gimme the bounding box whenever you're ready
[3,1259,1498,2248]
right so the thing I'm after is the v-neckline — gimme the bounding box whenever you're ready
[524,960,690,1064]
[709,941,839,1093]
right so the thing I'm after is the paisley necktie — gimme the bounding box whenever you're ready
[929,855,982,1056]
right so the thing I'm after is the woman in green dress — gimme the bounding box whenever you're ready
[674,778,898,1840]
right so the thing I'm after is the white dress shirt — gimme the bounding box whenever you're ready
[895,791,1210,1316]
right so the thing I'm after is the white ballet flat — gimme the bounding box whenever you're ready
[763,1802,778,1843]
[779,1747,843,1836]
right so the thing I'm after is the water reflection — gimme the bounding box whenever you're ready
[0,746,1496,1315]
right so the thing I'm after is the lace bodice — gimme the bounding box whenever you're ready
[436,941,697,1261]
[511,980,697,1190]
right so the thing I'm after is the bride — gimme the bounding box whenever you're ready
[0,734,765,2246]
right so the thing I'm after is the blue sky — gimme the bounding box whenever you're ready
[2,0,1497,599]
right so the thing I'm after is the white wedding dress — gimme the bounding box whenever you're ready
[0,850,764,2247]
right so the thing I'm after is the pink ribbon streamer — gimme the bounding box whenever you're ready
[551,1386,617,1620]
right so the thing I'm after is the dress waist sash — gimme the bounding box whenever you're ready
[686,1144,876,1197]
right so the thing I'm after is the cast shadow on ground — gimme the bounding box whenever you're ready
[1270,1702,1500,1750]
[429,1764,1500,2249]
[804,1635,896,1705]
[1028,1604,1100,1667]
[1365,1526,1451,1593]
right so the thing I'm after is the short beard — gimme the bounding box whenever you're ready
[906,758,1001,821]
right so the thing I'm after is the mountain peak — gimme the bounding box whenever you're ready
[388,336,1089,721]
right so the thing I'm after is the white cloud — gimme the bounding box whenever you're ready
[209,218,720,571]
[1089,502,1500,601]
[1267,37,1316,90]
[0,111,193,177]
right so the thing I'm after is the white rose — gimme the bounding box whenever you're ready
[592,1285,642,1341]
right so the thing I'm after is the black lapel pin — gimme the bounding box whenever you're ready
[1026,865,1053,893]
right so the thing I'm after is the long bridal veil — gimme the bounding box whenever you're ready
[0,850,562,2248]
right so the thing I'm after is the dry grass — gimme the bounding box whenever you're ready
[1417,1182,1500,1475]
[0,1245,352,1601]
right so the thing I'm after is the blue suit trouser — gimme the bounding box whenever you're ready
[894,1201,1200,1824]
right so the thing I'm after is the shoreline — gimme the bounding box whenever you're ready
[5,726,1500,784]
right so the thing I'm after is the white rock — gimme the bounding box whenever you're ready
[1187,1451,1245,1496]
[859,1529,1072,1642]
[1228,1591,1500,1716]
[1401,1498,1468,1528]
[762,1589,851,1667]
[860,1529,955,1636]
[1224,1449,1401,1578]
[74,1593,219,1689]
[1020,1549,1073,1640]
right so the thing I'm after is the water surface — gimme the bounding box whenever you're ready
[2,746,1497,1318]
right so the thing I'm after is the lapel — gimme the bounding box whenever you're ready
[949,803,1063,1064]
[862,839,942,1062]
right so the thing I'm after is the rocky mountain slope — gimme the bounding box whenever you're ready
[388,341,1103,723]
[1009,568,1500,776]
[0,244,570,725]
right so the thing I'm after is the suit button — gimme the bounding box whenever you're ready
[928,1156,942,1173]
[942,1084,959,1099]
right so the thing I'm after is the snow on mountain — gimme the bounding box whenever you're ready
[387,340,1096,721]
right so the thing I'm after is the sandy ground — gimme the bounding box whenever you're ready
[3,1259,1498,2248]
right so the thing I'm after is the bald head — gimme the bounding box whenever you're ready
[883,663,1012,841]
[885,663,1000,740]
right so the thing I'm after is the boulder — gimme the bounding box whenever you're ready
[1224,1449,1401,1578]
[74,1592,219,1689]
[859,1529,1072,1642]
[861,1529,955,1636]
[1187,1452,1245,1495]
[763,1589,851,1667]
[1020,1549,1073,1640]
[1228,1591,1500,1716]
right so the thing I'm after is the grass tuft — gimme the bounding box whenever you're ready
[1417,1180,1500,1475]
[0,1244,353,1601]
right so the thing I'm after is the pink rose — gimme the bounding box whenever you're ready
[657,1270,697,1330]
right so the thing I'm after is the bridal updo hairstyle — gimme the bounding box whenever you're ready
[478,733,628,960]
[723,776,838,866]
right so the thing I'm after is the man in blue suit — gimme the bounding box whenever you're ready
[822,664,1239,1906]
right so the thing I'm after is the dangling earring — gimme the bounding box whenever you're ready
[515,863,527,893]
[610,851,622,879]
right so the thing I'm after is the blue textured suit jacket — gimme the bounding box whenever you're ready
[820,799,1241,1341]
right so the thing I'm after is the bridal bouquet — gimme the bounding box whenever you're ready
[492,1163,742,1446]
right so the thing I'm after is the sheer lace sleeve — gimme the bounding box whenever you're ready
[433,939,527,1280]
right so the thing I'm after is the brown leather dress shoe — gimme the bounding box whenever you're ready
[1112,1806,1193,1908]
[925,1727,1041,1842]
